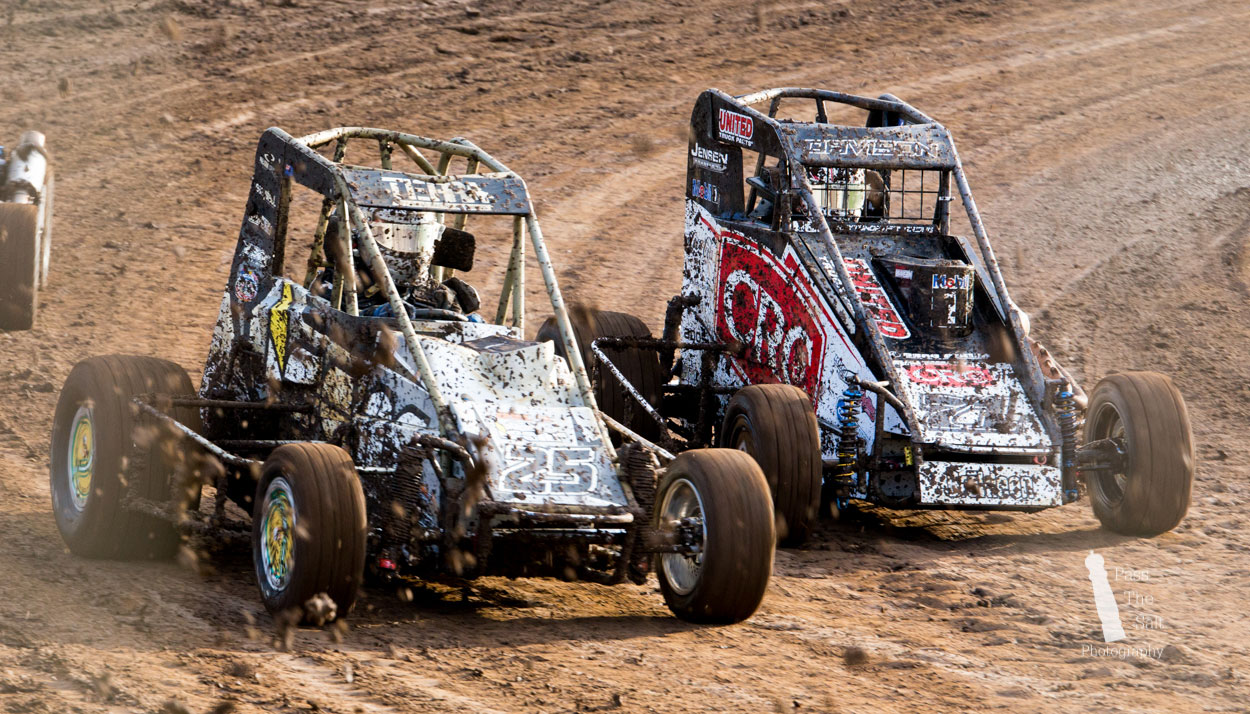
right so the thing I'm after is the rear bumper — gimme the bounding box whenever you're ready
[917,460,1063,508]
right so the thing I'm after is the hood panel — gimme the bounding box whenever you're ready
[895,354,1052,453]
[454,402,625,508]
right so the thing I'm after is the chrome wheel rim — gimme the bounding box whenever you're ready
[260,478,296,591]
[659,478,707,596]
[67,405,94,511]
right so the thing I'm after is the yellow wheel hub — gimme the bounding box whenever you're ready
[68,406,94,510]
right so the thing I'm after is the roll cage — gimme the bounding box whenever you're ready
[686,88,1051,438]
[239,127,600,444]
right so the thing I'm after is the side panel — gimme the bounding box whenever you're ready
[687,92,745,218]
[201,129,315,403]
[679,200,882,455]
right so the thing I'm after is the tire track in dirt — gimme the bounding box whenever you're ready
[264,654,405,713]
[539,0,1244,326]
[1031,98,1250,316]
[4,0,1250,711]
[524,145,688,326]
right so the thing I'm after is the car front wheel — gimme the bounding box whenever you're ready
[253,443,367,624]
[654,449,774,623]
[1084,371,1194,537]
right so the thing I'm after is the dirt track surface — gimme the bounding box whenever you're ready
[2,0,1249,711]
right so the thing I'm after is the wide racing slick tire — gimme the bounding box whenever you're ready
[50,356,203,559]
[253,443,367,624]
[537,306,665,442]
[0,203,40,331]
[654,449,774,624]
[1084,372,1194,537]
[722,384,822,547]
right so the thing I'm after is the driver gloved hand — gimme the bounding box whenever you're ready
[442,276,480,314]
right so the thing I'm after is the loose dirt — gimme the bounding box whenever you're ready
[1,0,1248,711]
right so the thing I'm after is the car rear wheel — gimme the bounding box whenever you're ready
[537,306,665,442]
[654,449,774,623]
[50,355,202,559]
[722,384,822,546]
[1084,372,1194,537]
[0,203,40,330]
[253,443,367,624]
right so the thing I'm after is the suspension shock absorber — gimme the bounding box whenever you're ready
[833,371,864,497]
[1056,382,1079,503]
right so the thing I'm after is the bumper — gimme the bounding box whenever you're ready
[918,460,1063,508]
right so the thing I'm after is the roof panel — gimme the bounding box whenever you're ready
[341,167,532,215]
[777,123,958,170]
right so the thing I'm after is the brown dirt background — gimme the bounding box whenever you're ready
[1,0,1249,711]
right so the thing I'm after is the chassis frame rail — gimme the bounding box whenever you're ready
[124,395,688,580]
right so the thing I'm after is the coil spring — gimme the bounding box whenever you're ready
[1057,383,1079,500]
[834,376,864,481]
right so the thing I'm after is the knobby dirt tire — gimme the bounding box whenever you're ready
[0,204,40,330]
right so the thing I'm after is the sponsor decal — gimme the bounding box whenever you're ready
[791,215,938,235]
[803,137,936,160]
[843,258,911,339]
[690,144,729,173]
[269,282,294,374]
[246,212,274,237]
[235,265,260,303]
[242,243,268,267]
[841,222,937,234]
[691,178,720,203]
[252,181,277,208]
[379,175,495,210]
[901,351,990,361]
[714,228,851,397]
[258,152,277,173]
[932,273,969,290]
[717,108,754,146]
[919,460,1061,506]
[905,362,996,388]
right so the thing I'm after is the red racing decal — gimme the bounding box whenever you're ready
[713,228,851,397]
[717,108,754,145]
[905,362,996,388]
[843,258,911,339]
